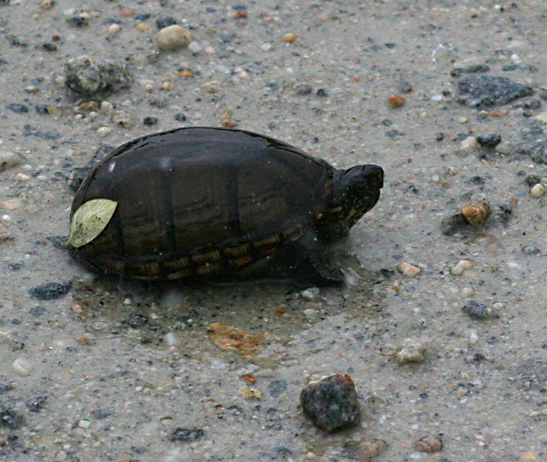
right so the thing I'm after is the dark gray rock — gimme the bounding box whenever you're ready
[29,282,71,300]
[457,75,534,108]
[300,374,360,432]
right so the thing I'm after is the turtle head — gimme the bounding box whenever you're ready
[316,164,384,243]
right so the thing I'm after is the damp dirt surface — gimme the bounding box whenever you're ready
[2,1,547,461]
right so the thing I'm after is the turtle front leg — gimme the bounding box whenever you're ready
[289,231,346,286]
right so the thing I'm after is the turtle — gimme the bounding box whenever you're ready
[67,127,383,286]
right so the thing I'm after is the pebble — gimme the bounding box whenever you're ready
[97,126,112,137]
[78,419,91,429]
[530,183,545,197]
[389,94,405,107]
[153,25,192,50]
[414,434,443,453]
[300,287,320,301]
[462,301,493,319]
[459,136,480,152]
[522,245,541,255]
[0,150,24,172]
[457,75,534,108]
[29,281,72,300]
[65,55,132,97]
[395,338,426,363]
[283,32,296,43]
[460,287,474,298]
[0,405,24,429]
[168,427,205,443]
[397,262,420,277]
[156,16,176,29]
[108,23,121,34]
[12,358,31,376]
[461,199,491,227]
[295,84,313,95]
[358,439,388,459]
[450,259,473,275]
[300,374,360,432]
[7,103,28,113]
[495,140,515,155]
[477,133,502,147]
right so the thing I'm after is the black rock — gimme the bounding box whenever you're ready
[27,396,48,413]
[168,427,205,443]
[29,282,71,301]
[462,301,492,320]
[295,84,313,95]
[7,103,28,113]
[156,16,176,29]
[300,374,360,432]
[143,116,158,126]
[477,134,501,147]
[457,75,534,108]
[0,405,24,429]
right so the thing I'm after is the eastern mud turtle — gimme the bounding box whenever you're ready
[67,127,383,285]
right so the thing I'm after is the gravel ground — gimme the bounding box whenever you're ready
[2,1,547,461]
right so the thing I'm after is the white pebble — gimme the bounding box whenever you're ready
[460,287,474,298]
[153,25,192,50]
[261,43,273,51]
[12,358,31,376]
[395,339,426,363]
[16,173,31,182]
[460,136,479,151]
[108,24,121,34]
[397,262,420,277]
[530,183,545,198]
[78,419,91,429]
[300,287,320,301]
[97,126,112,137]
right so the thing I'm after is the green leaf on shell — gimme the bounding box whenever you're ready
[66,199,118,248]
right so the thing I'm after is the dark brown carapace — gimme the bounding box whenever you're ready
[68,127,383,285]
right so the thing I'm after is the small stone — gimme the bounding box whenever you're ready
[457,75,534,108]
[389,95,405,107]
[97,126,112,137]
[135,23,151,32]
[0,150,24,172]
[395,338,426,363]
[358,439,388,460]
[414,434,443,453]
[530,183,545,197]
[495,140,515,155]
[522,245,541,255]
[108,24,121,34]
[462,301,493,320]
[0,405,24,429]
[27,395,47,412]
[477,133,502,147]
[12,358,31,376]
[460,287,474,298]
[283,32,296,43]
[29,281,71,300]
[156,16,176,29]
[397,262,420,277]
[65,56,132,97]
[300,374,360,432]
[78,419,91,429]
[111,110,137,128]
[451,259,473,275]
[143,116,158,126]
[295,84,313,95]
[153,25,192,50]
[460,136,480,152]
[461,199,490,227]
[300,287,320,301]
[168,427,205,443]
[7,103,28,113]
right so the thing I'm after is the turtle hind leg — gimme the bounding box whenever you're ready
[283,231,346,286]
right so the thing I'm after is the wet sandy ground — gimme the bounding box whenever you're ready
[2,1,547,460]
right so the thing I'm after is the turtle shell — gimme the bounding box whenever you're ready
[69,127,337,281]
